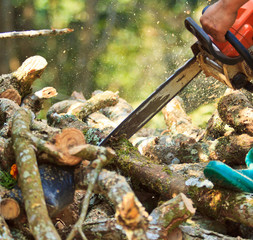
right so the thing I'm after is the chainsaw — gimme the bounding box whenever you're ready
[99,1,253,146]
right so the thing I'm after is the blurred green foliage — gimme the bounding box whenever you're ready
[1,0,222,127]
[1,0,210,101]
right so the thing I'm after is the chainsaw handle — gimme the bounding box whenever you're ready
[225,31,253,70]
[202,5,253,70]
[185,17,242,65]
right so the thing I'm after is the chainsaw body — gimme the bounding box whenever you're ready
[214,0,253,57]
[185,0,253,92]
[192,41,253,90]
[100,1,253,145]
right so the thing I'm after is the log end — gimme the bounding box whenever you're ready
[34,87,58,99]
[13,55,48,83]
[52,128,86,166]
[0,198,20,220]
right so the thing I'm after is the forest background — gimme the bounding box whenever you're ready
[0,0,219,128]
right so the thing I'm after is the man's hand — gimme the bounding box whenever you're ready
[200,0,248,42]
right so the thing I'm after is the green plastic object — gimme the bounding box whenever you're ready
[204,148,253,193]
[245,147,253,169]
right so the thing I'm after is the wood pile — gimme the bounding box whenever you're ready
[0,55,253,240]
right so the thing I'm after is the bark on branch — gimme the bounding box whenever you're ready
[12,107,61,240]
[0,28,74,39]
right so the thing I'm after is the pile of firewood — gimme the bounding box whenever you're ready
[0,55,253,240]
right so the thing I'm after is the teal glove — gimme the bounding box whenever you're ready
[204,147,253,193]
[245,147,253,169]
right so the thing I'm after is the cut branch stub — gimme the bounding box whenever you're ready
[13,55,48,82]
[116,192,150,238]
[0,198,20,220]
[34,87,58,99]
[13,55,48,96]
[51,128,86,165]
[149,193,195,236]
[22,87,58,114]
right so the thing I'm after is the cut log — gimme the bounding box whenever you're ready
[37,128,86,166]
[69,144,116,162]
[218,89,253,136]
[46,99,89,130]
[0,137,15,170]
[13,56,47,94]
[100,97,133,125]
[0,198,20,220]
[77,192,195,240]
[209,133,253,165]
[67,149,114,240]
[132,132,253,166]
[203,109,228,140]
[0,88,21,105]
[51,128,86,165]
[31,119,61,140]
[86,112,116,134]
[112,139,253,228]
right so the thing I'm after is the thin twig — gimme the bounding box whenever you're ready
[66,155,106,240]
[0,28,74,39]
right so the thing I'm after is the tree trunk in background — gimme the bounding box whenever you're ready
[74,0,116,96]
[13,0,36,63]
[0,0,14,74]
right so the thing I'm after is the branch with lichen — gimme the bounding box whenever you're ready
[67,155,107,240]
[66,146,116,239]
[0,214,14,240]
[0,28,73,39]
[112,139,253,228]
[11,107,61,240]
[49,91,120,118]
[75,166,150,240]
